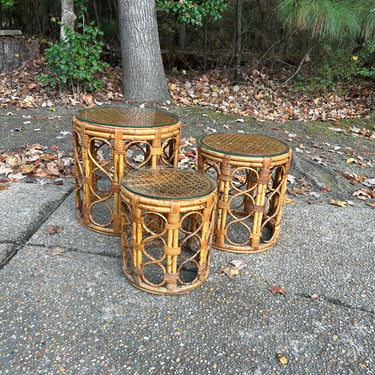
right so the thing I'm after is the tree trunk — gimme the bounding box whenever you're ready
[61,0,77,41]
[0,35,39,72]
[92,0,101,29]
[178,24,186,50]
[118,0,170,102]
[233,0,243,84]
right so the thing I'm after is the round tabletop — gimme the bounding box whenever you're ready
[197,133,290,157]
[121,167,216,200]
[75,106,179,128]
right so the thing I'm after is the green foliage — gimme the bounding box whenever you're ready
[0,0,14,6]
[277,0,361,42]
[358,1,375,40]
[294,39,375,94]
[38,18,109,93]
[276,0,375,93]
[353,37,375,78]
[156,0,228,26]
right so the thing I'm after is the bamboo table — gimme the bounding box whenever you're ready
[72,106,181,235]
[120,167,217,295]
[197,132,292,253]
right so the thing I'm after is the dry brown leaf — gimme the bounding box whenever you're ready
[45,162,62,176]
[320,185,332,192]
[352,189,371,200]
[82,93,95,106]
[21,164,36,174]
[288,186,309,196]
[41,153,58,161]
[297,177,310,186]
[269,286,286,297]
[44,225,64,235]
[219,265,242,278]
[335,170,365,182]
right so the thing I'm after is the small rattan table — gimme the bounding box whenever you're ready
[72,106,181,235]
[197,132,292,253]
[120,167,217,295]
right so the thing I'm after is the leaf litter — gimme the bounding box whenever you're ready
[0,144,74,183]
[0,59,374,208]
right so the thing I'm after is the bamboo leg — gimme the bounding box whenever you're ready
[215,157,232,248]
[250,158,271,250]
[165,205,181,292]
[244,168,257,214]
[173,133,181,167]
[82,134,93,226]
[112,131,125,232]
[151,132,162,166]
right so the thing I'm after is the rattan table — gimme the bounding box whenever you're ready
[120,167,217,295]
[197,133,292,253]
[72,106,181,235]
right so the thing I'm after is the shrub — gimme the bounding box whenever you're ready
[38,18,109,94]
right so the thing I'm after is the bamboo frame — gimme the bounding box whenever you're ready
[72,106,181,235]
[120,168,217,295]
[197,133,292,253]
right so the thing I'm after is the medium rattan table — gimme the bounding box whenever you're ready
[72,106,181,235]
[197,132,292,253]
[120,167,217,295]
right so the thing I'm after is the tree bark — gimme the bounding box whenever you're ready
[233,0,243,84]
[118,0,170,102]
[61,0,77,41]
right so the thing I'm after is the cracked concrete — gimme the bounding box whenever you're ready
[0,105,374,374]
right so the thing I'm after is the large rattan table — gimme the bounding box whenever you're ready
[197,133,292,253]
[72,106,181,235]
[120,167,217,295]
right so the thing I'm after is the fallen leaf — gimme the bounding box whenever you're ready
[363,178,375,187]
[276,353,289,365]
[82,93,95,106]
[287,175,296,184]
[229,259,247,269]
[0,184,9,190]
[329,199,347,207]
[352,189,370,200]
[269,286,286,297]
[297,177,311,186]
[49,247,66,256]
[335,170,365,183]
[284,196,296,204]
[45,162,61,176]
[320,185,331,192]
[288,186,309,196]
[44,225,64,235]
[21,164,36,174]
[8,173,27,181]
[219,265,242,278]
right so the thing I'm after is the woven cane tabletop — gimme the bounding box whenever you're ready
[197,133,289,157]
[121,167,216,199]
[75,106,179,128]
